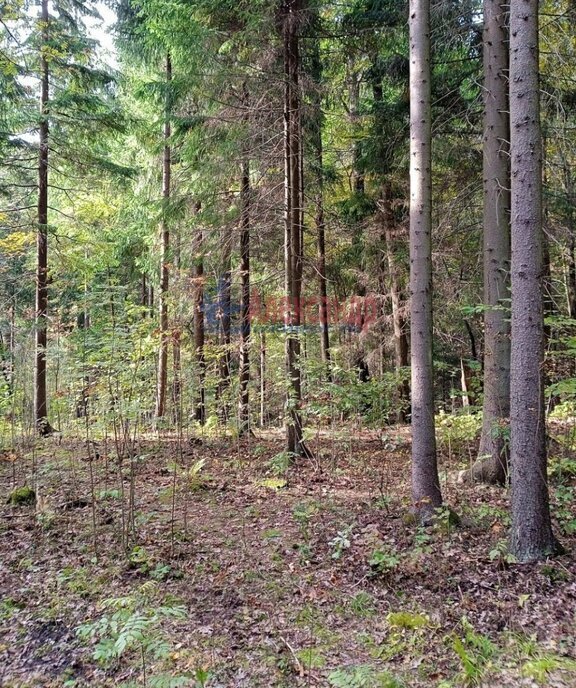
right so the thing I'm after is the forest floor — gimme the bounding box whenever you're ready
[1,423,576,687]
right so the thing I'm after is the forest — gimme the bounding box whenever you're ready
[1,0,576,685]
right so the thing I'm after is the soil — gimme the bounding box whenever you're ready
[0,426,575,687]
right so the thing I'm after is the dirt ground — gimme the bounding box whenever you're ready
[1,426,575,687]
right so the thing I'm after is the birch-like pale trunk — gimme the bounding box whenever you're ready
[238,155,251,434]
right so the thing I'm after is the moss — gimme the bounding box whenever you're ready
[7,486,36,506]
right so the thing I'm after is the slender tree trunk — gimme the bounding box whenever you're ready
[347,61,364,195]
[141,274,148,313]
[568,235,576,319]
[409,0,442,519]
[148,284,154,315]
[35,0,53,436]
[347,58,368,377]
[154,53,172,421]
[560,166,576,319]
[172,230,182,423]
[508,0,559,562]
[316,193,331,377]
[463,0,511,484]
[283,0,310,457]
[216,227,231,423]
[381,183,410,422]
[238,154,251,434]
[260,329,266,427]
[193,206,205,425]
[309,39,331,379]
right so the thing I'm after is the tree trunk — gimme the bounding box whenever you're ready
[154,53,172,421]
[381,182,410,422]
[34,0,53,436]
[463,0,511,484]
[172,231,182,424]
[508,0,559,562]
[193,206,206,425]
[260,329,266,427]
[409,0,442,520]
[148,284,154,314]
[283,0,310,458]
[216,227,231,423]
[347,61,364,195]
[309,38,331,379]
[238,153,251,434]
[141,273,148,313]
[568,235,576,319]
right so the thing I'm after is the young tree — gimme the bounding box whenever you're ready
[192,209,206,425]
[216,226,231,422]
[381,181,410,419]
[409,0,442,518]
[307,31,331,378]
[508,0,559,561]
[464,0,510,484]
[154,52,172,420]
[238,150,251,434]
[35,0,52,435]
[2,0,124,438]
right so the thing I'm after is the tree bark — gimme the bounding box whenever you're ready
[463,0,511,484]
[238,153,251,434]
[309,39,332,379]
[172,231,182,423]
[409,0,442,519]
[347,61,364,195]
[568,235,576,319]
[283,0,310,458]
[216,227,231,423]
[154,53,172,421]
[193,205,206,425]
[260,329,266,427]
[381,182,410,422]
[508,0,559,562]
[34,0,53,436]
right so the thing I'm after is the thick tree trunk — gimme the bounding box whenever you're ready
[381,182,410,422]
[464,0,511,485]
[238,155,251,434]
[35,0,53,436]
[193,207,206,426]
[409,0,442,519]
[508,0,559,562]
[283,0,310,458]
[154,53,172,421]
